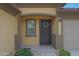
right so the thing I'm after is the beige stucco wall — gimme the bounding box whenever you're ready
[0,9,17,55]
[58,21,62,35]
[53,17,58,34]
[52,16,63,49]
[21,16,39,46]
[57,17,63,48]
[19,8,56,16]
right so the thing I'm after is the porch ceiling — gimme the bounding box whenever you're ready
[0,3,65,16]
[11,3,65,8]
[0,3,21,16]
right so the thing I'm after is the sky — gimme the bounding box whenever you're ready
[64,3,79,8]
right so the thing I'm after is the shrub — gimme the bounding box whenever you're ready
[15,48,33,56]
[59,48,71,56]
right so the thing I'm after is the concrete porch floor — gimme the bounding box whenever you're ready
[65,49,79,56]
[22,45,57,56]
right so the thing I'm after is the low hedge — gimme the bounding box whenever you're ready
[15,48,33,56]
[59,48,71,56]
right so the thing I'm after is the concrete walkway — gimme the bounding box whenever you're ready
[66,49,79,56]
[22,45,56,56]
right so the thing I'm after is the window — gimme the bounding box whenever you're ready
[26,19,36,36]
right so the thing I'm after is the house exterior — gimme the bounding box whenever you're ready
[0,3,79,55]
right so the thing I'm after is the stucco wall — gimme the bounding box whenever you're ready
[58,21,62,35]
[53,17,58,34]
[0,9,17,55]
[21,16,39,46]
[19,8,56,16]
[57,18,63,48]
[52,16,63,49]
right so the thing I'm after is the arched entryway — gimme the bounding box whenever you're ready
[16,14,59,50]
[21,15,55,45]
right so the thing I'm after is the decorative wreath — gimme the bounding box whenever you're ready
[43,22,49,28]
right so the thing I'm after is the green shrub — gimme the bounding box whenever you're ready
[15,48,33,56]
[59,48,71,56]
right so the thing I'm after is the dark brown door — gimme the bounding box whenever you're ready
[40,19,52,45]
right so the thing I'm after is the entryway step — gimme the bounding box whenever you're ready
[21,45,56,56]
[32,50,56,56]
[31,48,56,56]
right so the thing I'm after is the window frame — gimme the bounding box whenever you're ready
[26,19,36,37]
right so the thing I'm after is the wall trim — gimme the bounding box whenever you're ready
[18,13,56,17]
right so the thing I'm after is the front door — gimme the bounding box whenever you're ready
[40,19,52,45]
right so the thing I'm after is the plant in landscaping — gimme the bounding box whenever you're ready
[15,48,33,56]
[59,48,71,56]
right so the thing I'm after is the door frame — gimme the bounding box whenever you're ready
[39,19,52,45]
